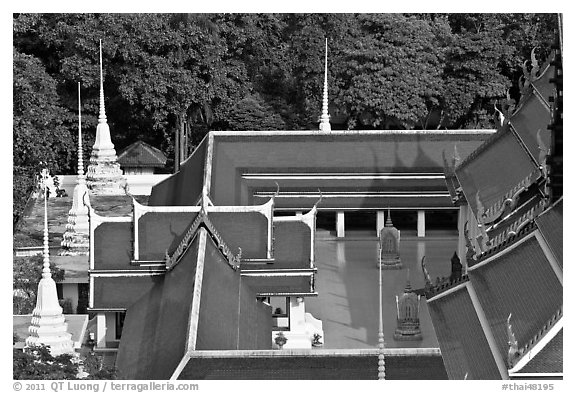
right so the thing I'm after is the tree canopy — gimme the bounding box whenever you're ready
[13,13,558,225]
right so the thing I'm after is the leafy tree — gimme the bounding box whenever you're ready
[227,94,286,131]
[13,255,65,315]
[13,345,116,380]
[13,48,75,225]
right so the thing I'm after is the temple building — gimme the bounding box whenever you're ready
[14,34,564,380]
[424,40,563,380]
[117,140,167,175]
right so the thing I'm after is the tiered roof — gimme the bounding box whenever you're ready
[431,44,563,379]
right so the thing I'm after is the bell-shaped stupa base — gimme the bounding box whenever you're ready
[26,278,74,356]
[86,159,125,195]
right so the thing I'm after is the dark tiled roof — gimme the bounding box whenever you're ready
[535,198,563,269]
[455,128,540,218]
[178,352,447,380]
[149,131,490,209]
[271,221,311,269]
[427,285,502,379]
[138,212,198,261]
[92,275,162,309]
[118,140,167,168]
[116,228,271,379]
[468,235,562,361]
[518,328,563,374]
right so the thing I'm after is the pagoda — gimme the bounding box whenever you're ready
[26,169,74,356]
[60,83,90,255]
[86,40,124,195]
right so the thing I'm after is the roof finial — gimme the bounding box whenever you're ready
[385,208,393,227]
[319,38,331,132]
[99,39,106,123]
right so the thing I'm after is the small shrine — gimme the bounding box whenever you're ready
[86,40,124,195]
[394,278,422,341]
[378,209,402,269]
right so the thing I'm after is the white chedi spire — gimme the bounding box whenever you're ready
[86,39,124,195]
[61,83,91,255]
[27,169,74,356]
[319,38,331,132]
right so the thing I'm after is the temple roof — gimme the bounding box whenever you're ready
[118,140,167,168]
[116,227,272,379]
[514,328,562,375]
[150,130,492,210]
[176,349,448,380]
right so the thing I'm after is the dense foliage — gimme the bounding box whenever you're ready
[13,344,117,380]
[13,255,65,314]
[13,13,558,225]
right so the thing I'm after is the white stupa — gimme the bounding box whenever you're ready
[26,169,74,355]
[86,40,124,195]
[60,83,91,255]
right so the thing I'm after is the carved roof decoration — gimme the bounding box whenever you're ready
[425,274,469,300]
[164,209,241,272]
[508,307,563,371]
[507,313,521,367]
[468,220,538,269]
[485,197,548,252]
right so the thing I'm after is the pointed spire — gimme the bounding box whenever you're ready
[27,169,74,355]
[77,82,85,180]
[86,39,124,195]
[98,40,107,123]
[385,208,393,227]
[60,83,90,255]
[319,38,331,132]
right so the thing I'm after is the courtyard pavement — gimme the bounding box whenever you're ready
[306,229,457,349]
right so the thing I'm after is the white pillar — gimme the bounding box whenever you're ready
[296,211,303,218]
[96,313,107,348]
[417,210,426,238]
[458,205,468,271]
[376,211,385,235]
[336,211,345,238]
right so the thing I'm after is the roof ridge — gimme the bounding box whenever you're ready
[469,220,537,268]
[486,196,547,251]
[455,126,511,172]
[425,274,469,300]
[510,306,563,370]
